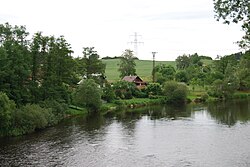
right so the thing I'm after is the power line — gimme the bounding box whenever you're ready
[128,32,143,58]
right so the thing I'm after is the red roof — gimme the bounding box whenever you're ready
[122,76,144,83]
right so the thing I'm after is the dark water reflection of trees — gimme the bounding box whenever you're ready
[104,99,250,127]
[207,99,250,126]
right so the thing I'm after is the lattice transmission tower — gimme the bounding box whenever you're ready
[128,32,143,58]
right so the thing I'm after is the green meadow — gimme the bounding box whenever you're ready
[102,59,176,82]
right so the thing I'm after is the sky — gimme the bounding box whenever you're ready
[0,0,244,60]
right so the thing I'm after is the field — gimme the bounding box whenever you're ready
[102,59,176,82]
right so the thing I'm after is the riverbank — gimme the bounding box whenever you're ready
[2,91,249,138]
[65,90,250,116]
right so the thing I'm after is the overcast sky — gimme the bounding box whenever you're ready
[0,0,244,60]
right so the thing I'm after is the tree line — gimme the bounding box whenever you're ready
[0,23,108,136]
[1,0,250,136]
[0,23,157,137]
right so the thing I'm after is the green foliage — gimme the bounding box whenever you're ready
[66,105,88,115]
[73,79,102,112]
[175,70,189,83]
[0,93,67,137]
[214,0,250,49]
[154,64,176,84]
[39,99,68,123]
[81,47,106,81]
[12,104,54,135]
[74,47,106,86]
[114,97,165,107]
[0,92,16,135]
[118,49,137,78]
[163,81,188,103]
[175,53,207,84]
[213,54,238,75]
[102,83,116,102]
[176,54,191,70]
[0,23,31,104]
[112,81,137,99]
[112,80,145,99]
[0,23,77,104]
[146,83,162,96]
[236,52,250,90]
[208,79,239,99]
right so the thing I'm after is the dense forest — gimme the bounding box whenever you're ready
[0,22,250,137]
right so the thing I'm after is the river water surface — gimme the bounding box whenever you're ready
[1,99,250,167]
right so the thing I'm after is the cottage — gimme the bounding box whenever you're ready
[122,75,147,89]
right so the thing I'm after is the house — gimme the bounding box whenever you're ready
[122,75,147,89]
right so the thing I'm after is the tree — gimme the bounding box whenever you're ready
[163,81,188,103]
[118,49,137,78]
[175,54,191,70]
[235,51,250,90]
[154,64,176,84]
[38,35,76,102]
[73,79,102,112]
[0,23,31,104]
[214,0,250,49]
[82,47,106,78]
[208,79,238,99]
[76,47,106,85]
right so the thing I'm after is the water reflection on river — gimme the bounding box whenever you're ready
[1,99,250,167]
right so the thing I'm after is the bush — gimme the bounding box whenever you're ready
[38,99,68,125]
[0,92,16,136]
[102,83,116,102]
[163,81,188,103]
[146,83,162,96]
[12,104,53,135]
[112,81,138,99]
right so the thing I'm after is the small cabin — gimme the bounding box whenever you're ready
[122,76,147,89]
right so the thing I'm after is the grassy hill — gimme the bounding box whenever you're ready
[102,59,176,82]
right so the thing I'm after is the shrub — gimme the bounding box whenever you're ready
[39,99,68,124]
[0,92,16,136]
[13,104,53,135]
[146,83,162,96]
[163,81,188,103]
[112,81,138,99]
[102,83,116,102]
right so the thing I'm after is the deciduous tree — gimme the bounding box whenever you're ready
[118,49,137,78]
[214,0,250,49]
[73,79,102,112]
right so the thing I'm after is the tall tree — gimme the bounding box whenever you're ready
[82,47,105,76]
[77,47,106,85]
[118,49,137,78]
[214,0,250,49]
[40,35,75,102]
[0,23,31,104]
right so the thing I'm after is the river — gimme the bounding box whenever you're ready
[1,99,250,167]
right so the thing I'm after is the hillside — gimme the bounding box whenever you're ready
[102,59,176,82]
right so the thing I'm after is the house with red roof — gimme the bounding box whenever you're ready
[122,75,147,89]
